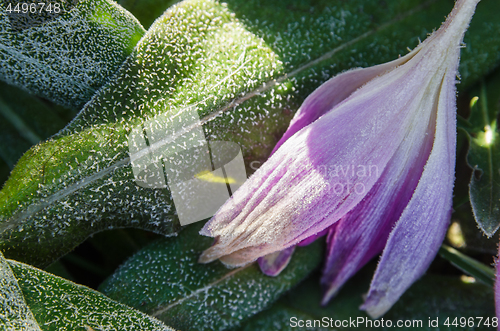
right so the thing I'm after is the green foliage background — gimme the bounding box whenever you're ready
[1,0,500,330]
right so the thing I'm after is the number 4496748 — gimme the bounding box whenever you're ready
[5,3,61,14]
[444,317,498,328]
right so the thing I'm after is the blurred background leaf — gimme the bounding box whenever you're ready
[0,81,76,169]
[0,251,175,330]
[438,244,495,287]
[463,70,500,237]
[0,159,9,187]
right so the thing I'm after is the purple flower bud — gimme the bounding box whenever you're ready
[199,0,480,318]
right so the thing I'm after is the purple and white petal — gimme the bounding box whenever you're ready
[359,0,478,317]
[258,246,295,277]
[321,107,435,303]
[272,53,416,153]
[258,226,329,276]
[199,49,448,266]
[360,66,457,319]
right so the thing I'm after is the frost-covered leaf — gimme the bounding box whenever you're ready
[235,266,495,331]
[0,251,176,330]
[1,0,500,268]
[0,0,145,109]
[100,222,324,331]
[0,252,40,330]
[465,69,500,237]
[0,81,74,169]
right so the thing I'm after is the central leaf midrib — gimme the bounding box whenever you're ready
[150,264,250,317]
[2,0,435,228]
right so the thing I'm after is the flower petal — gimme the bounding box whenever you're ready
[297,227,330,247]
[199,51,445,266]
[321,104,435,303]
[360,68,457,319]
[258,226,329,276]
[359,0,479,317]
[256,53,416,277]
[258,246,295,277]
[271,55,415,154]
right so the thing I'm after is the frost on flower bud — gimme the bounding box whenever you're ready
[199,0,480,318]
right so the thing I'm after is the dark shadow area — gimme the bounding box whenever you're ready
[45,228,162,289]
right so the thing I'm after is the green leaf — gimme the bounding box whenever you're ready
[0,252,40,330]
[2,0,500,268]
[0,0,145,109]
[439,244,495,287]
[0,252,176,330]
[235,267,495,331]
[0,81,75,169]
[100,222,324,331]
[465,69,500,236]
